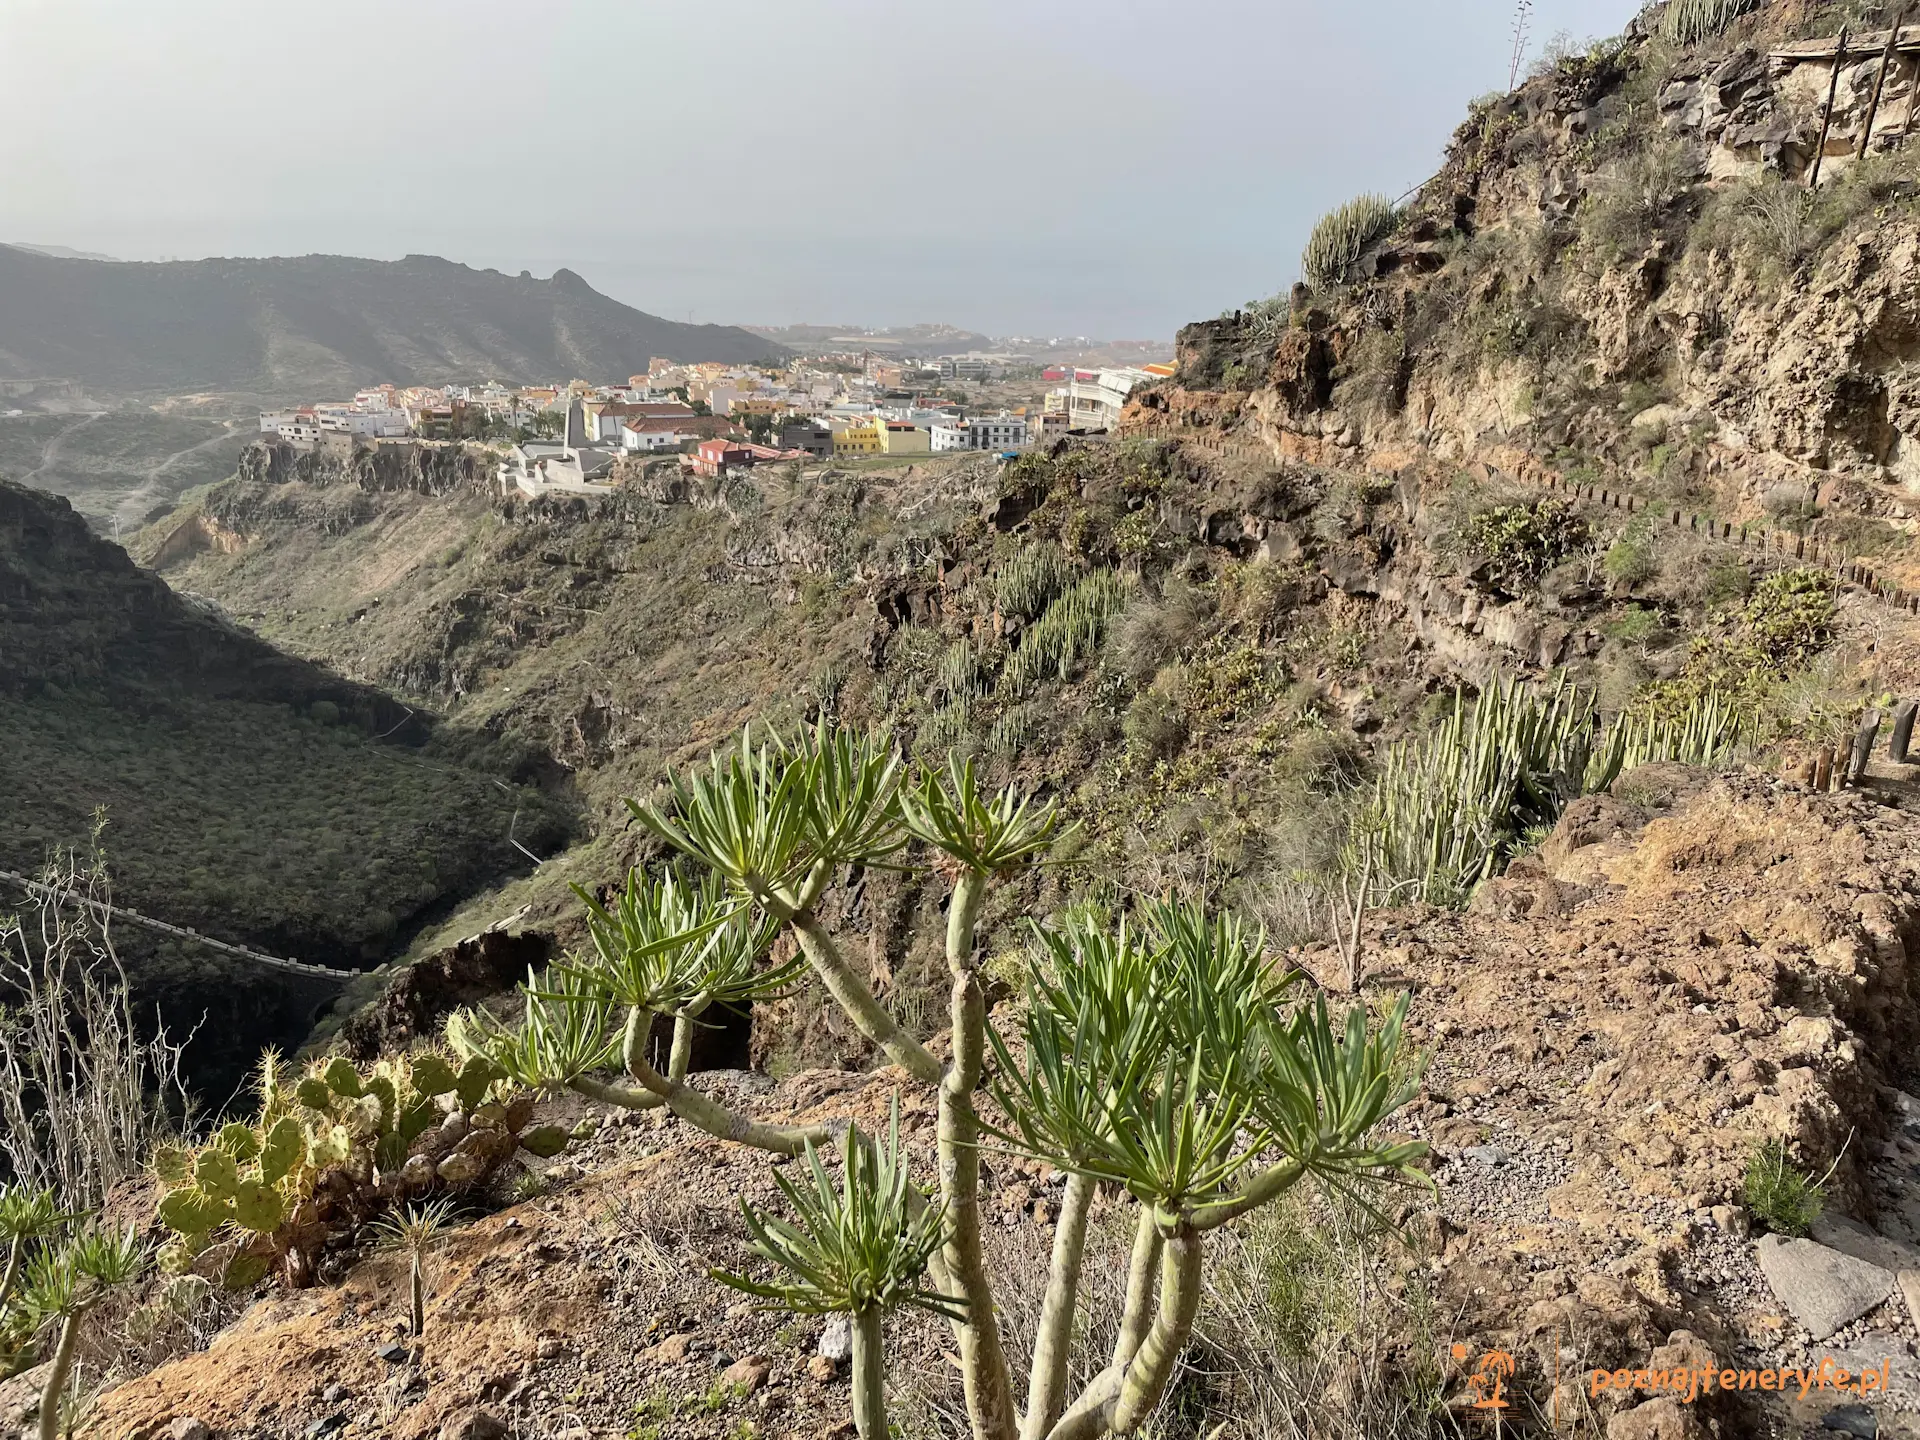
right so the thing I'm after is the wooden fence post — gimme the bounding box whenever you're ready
[1892,700,1919,764]
[1860,10,1910,158]
[1811,27,1851,186]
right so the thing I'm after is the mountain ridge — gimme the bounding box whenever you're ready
[0,246,783,399]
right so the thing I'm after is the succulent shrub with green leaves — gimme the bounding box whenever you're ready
[717,1099,959,1435]
[1661,0,1759,44]
[1301,194,1400,292]
[0,1186,68,1316]
[20,1224,145,1440]
[151,1048,564,1290]
[1346,675,1751,908]
[460,722,1428,1440]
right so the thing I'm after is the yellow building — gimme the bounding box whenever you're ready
[835,417,885,455]
[879,421,930,456]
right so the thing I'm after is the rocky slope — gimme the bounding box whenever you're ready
[62,765,1920,1439]
[0,247,781,400]
[1130,1,1920,584]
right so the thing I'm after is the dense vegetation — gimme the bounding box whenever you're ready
[1,689,566,964]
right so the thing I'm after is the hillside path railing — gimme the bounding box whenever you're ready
[0,868,353,981]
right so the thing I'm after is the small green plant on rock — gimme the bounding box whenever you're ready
[1603,517,1656,589]
[1744,1140,1825,1237]
[370,1196,461,1338]
[1461,497,1586,592]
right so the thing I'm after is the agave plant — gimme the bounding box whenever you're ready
[716,1100,958,1436]
[1301,193,1400,292]
[469,720,1427,1440]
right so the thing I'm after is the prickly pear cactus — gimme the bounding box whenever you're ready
[153,1047,572,1289]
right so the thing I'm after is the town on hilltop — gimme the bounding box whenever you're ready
[257,349,1174,497]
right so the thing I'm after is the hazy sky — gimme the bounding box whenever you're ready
[0,0,1637,340]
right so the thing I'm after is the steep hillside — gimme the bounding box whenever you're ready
[58,6,1920,1439]
[0,246,781,399]
[0,478,574,1093]
[142,403,1916,1085]
[1135,1,1920,573]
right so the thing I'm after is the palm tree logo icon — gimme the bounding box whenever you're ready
[1454,1343,1515,1409]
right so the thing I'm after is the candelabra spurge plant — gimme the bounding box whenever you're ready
[460,723,1429,1439]
[21,1224,145,1440]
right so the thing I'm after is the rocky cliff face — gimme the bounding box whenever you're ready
[1129,4,1920,556]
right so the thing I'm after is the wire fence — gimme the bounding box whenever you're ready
[0,868,353,981]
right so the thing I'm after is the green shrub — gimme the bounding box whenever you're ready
[1601,605,1661,644]
[1122,681,1187,765]
[1744,568,1836,669]
[1603,518,1657,588]
[1110,579,1215,682]
[1662,0,1759,45]
[1743,1139,1824,1236]
[1461,497,1587,591]
[1704,560,1751,605]
[1578,141,1695,265]
[1301,194,1399,292]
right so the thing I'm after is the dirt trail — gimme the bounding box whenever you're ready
[110,421,245,533]
[22,410,102,485]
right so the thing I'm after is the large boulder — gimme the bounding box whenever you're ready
[1756,1233,1895,1339]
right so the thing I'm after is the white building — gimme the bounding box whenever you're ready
[277,420,320,445]
[316,408,410,438]
[499,398,621,496]
[968,413,1028,452]
[259,410,299,433]
[1064,367,1169,433]
[620,417,694,452]
[929,423,970,453]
